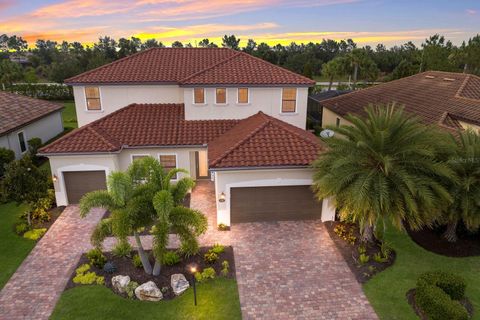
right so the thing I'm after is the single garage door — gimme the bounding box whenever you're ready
[63,171,107,204]
[230,185,322,223]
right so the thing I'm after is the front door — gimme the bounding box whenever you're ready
[195,150,210,179]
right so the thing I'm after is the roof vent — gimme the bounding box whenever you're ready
[443,77,455,82]
[425,75,435,79]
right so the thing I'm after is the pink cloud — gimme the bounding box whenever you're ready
[466,9,477,15]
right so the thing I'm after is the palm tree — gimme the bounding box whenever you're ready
[443,130,480,242]
[322,57,345,91]
[80,156,197,275]
[312,104,455,242]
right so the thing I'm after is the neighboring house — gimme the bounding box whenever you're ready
[320,71,480,131]
[0,91,64,159]
[39,48,336,226]
[307,90,351,127]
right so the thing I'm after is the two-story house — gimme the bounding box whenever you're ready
[39,48,336,226]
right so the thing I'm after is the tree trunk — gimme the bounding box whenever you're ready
[352,63,358,89]
[361,224,374,243]
[134,232,152,274]
[463,63,468,73]
[328,75,333,91]
[443,221,458,243]
[152,259,161,276]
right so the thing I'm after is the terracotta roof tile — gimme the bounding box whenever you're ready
[0,91,63,135]
[320,71,480,129]
[65,48,314,86]
[208,112,322,168]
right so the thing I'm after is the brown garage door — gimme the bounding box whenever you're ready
[63,171,107,204]
[230,185,322,223]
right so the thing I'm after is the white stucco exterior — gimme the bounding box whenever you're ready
[183,87,309,129]
[212,168,331,226]
[0,111,63,159]
[73,85,184,126]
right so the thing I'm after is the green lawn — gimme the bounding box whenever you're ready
[364,225,480,320]
[51,278,242,320]
[61,100,78,129]
[0,202,36,289]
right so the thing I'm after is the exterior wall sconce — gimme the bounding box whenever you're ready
[52,174,58,183]
[218,192,226,202]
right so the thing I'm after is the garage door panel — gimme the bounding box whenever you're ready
[64,171,107,204]
[231,185,322,223]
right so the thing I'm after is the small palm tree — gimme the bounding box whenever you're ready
[313,104,455,242]
[322,57,346,91]
[443,130,480,242]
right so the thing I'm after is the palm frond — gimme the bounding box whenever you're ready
[79,190,116,217]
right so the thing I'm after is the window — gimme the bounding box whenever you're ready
[159,154,177,179]
[194,88,205,104]
[18,131,27,153]
[237,88,249,104]
[336,118,341,127]
[281,88,296,113]
[131,154,149,163]
[85,87,101,110]
[216,88,227,104]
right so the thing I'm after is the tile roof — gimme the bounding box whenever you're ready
[320,71,480,129]
[208,112,322,169]
[65,48,314,86]
[0,91,63,135]
[39,104,239,154]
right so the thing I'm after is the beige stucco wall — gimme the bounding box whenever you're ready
[213,168,319,226]
[321,107,352,128]
[184,87,309,129]
[458,120,480,133]
[73,85,184,126]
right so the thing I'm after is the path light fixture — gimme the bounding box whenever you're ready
[187,263,198,306]
[219,192,226,203]
[52,174,58,183]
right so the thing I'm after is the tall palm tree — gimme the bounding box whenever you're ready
[443,130,480,242]
[80,156,197,275]
[322,57,346,91]
[313,104,455,242]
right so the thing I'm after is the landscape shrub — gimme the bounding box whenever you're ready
[204,251,218,264]
[162,251,180,266]
[415,271,469,320]
[15,222,29,235]
[373,252,387,263]
[112,241,132,257]
[73,264,104,285]
[132,254,143,268]
[221,260,229,277]
[8,83,73,100]
[27,137,42,165]
[333,223,356,244]
[23,228,46,241]
[358,253,370,265]
[22,189,56,223]
[380,241,393,259]
[211,243,225,254]
[126,281,139,299]
[103,262,117,274]
[0,147,15,177]
[86,248,107,268]
[217,223,229,231]
[195,267,216,282]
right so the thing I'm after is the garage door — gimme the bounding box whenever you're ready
[230,185,322,223]
[63,171,107,204]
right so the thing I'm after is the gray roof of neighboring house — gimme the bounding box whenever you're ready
[0,91,64,136]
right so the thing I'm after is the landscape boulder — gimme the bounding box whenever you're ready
[111,275,130,293]
[171,273,190,295]
[135,281,163,301]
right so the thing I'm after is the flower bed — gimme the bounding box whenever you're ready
[324,221,396,283]
[66,245,235,301]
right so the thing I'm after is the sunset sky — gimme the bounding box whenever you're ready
[0,0,479,47]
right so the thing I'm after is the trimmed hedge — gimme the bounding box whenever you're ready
[8,83,73,100]
[415,271,469,320]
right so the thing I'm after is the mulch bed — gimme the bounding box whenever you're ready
[32,206,66,230]
[66,246,235,300]
[406,289,474,319]
[324,221,396,283]
[407,223,480,257]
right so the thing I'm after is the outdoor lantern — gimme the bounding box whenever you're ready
[52,174,58,183]
[219,192,226,202]
[187,263,198,306]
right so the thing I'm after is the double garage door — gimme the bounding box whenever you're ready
[230,185,322,223]
[63,171,107,204]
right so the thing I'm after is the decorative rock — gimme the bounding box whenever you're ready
[111,275,130,293]
[171,273,190,296]
[135,281,163,301]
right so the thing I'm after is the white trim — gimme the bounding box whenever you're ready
[17,130,27,154]
[236,87,250,105]
[279,87,298,114]
[192,87,206,105]
[84,86,104,112]
[215,88,228,105]
[56,163,111,205]
[158,152,178,181]
[130,153,150,163]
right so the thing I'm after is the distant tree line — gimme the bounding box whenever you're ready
[1,33,479,89]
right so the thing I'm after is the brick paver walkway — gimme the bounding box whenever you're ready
[0,206,105,320]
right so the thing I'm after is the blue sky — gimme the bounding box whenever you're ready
[0,0,478,47]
